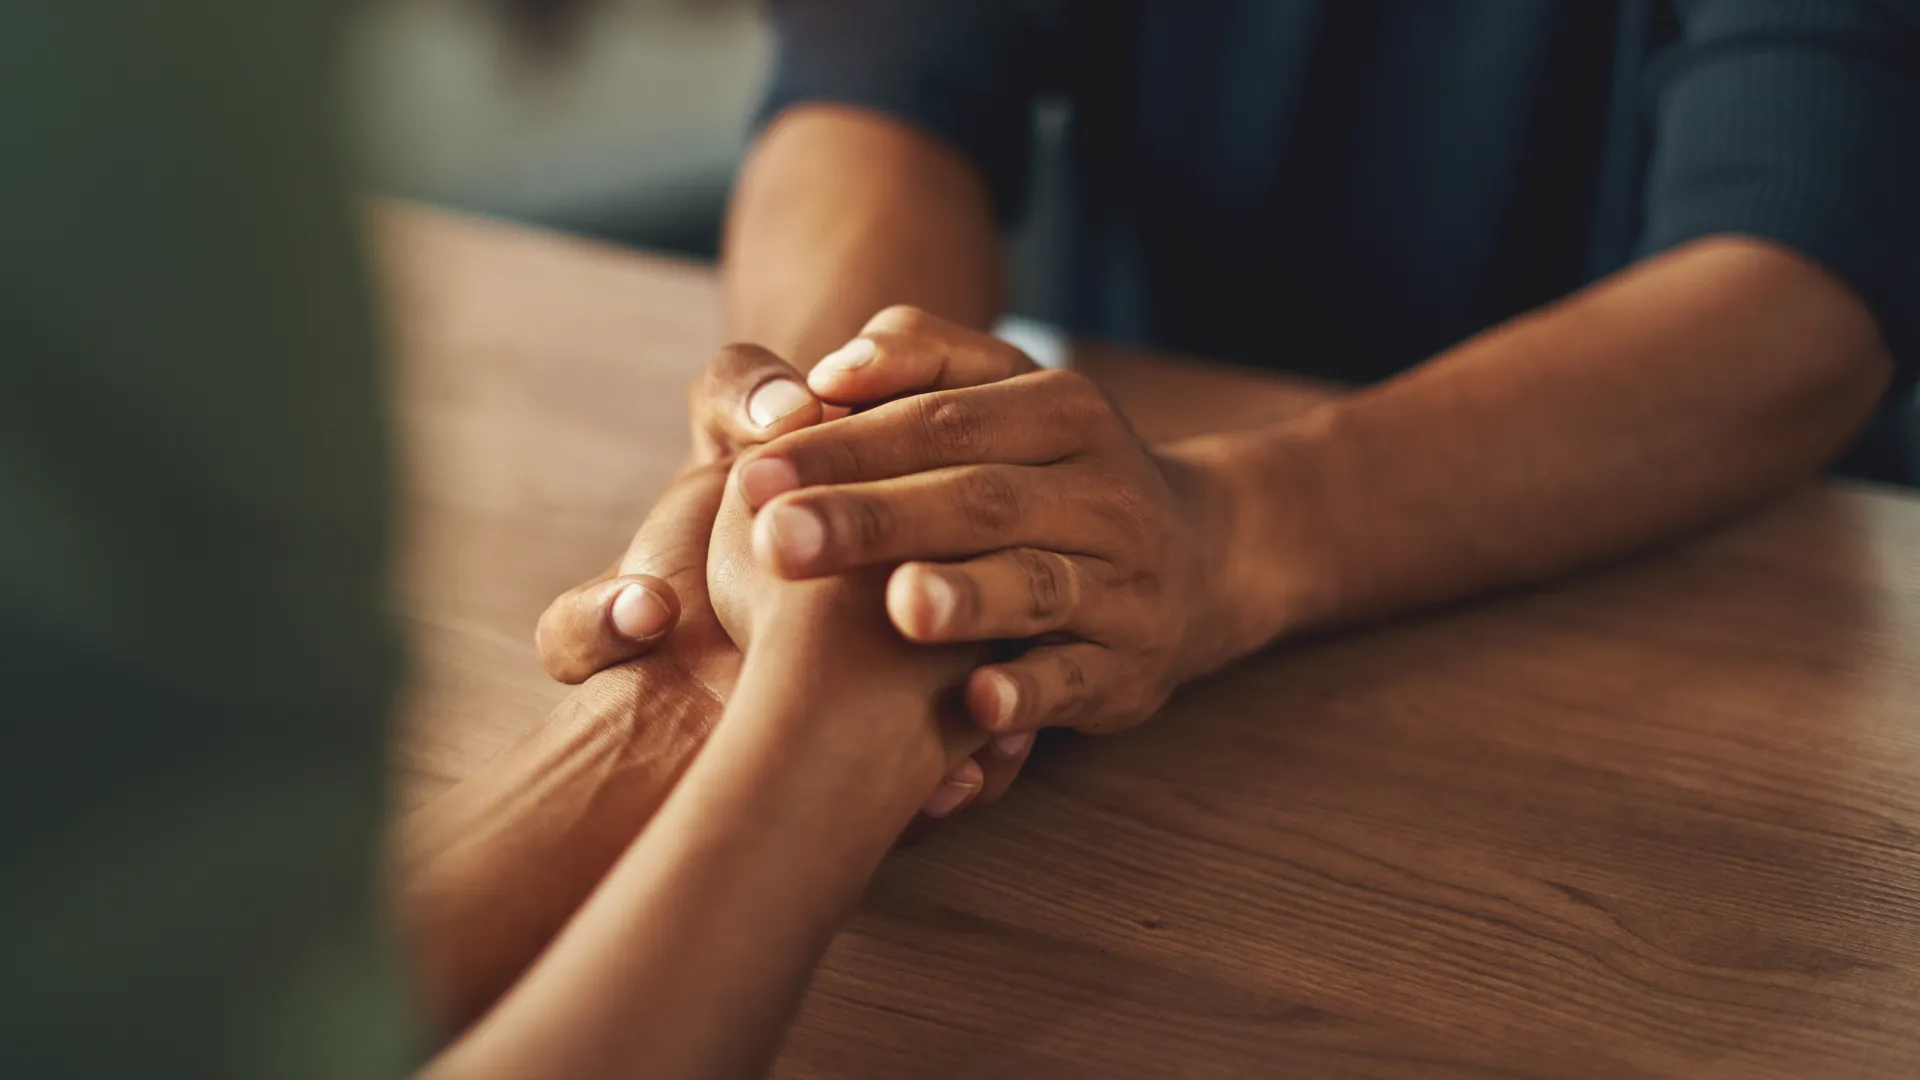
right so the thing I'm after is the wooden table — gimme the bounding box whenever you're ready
[378,204,1920,1079]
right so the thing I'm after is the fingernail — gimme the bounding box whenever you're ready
[738,456,799,506]
[924,762,982,819]
[768,504,825,567]
[809,338,876,385]
[918,571,955,635]
[746,378,809,430]
[609,583,669,640]
[988,672,1020,727]
[994,731,1034,758]
[922,782,974,819]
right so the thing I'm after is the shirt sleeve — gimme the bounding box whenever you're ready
[756,0,1069,221]
[1637,0,1920,400]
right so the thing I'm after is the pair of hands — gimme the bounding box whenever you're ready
[535,306,1230,817]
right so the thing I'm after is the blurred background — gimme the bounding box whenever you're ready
[350,0,1068,322]
[353,0,762,256]
[351,0,1911,477]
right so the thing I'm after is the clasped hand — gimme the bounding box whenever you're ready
[537,306,1237,814]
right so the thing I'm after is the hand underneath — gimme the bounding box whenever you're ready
[534,343,826,683]
[707,456,992,792]
[537,332,1030,819]
[734,308,1241,757]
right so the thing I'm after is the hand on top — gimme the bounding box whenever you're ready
[743,307,1236,751]
[535,304,1234,817]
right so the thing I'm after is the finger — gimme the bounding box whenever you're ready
[966,643,1121,736]
[895,814,943,846]
[733,369,1104,508]
[534,464,726,684]
[969,731,1035,809]
[752,464,1110,579]
[696,343,823,458]
[807,306,1039,405]
[920,756,984,819]
[612,461,730,579]
[534,573,680,684]
[887,549,1100,643]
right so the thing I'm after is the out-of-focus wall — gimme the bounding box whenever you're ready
[350,0,1066,321]
[350,0,765,255]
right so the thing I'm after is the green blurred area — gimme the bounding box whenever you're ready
[0,3,411,1076]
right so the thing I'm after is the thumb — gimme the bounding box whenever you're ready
[698,343,823,456]
[534,573,680,684]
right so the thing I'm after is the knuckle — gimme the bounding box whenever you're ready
[868,304,934,336]
[1104,484,1157,536]
[832,494,893,554]
[794,431,863,486]
[1128,565,1166,602]
[537,630,589,683]
[1033,367,1095,400]
[991,339,1039,377]
[917,394,985,457]
[712,341,773,371]
[1080,396,1124,436]
[1059,652,1088,693]
[1015,549,1070,621]
[949,569,987,629]
[706,342,778,396]
[958,468,1021,534]
[1032,379,1115,444]
[824,437,864,484]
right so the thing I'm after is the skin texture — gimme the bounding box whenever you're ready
[398,464,737,1037]
[537,104,1026,801]
[535,346,821,686]
[739,311,1236,738]
[739,236,1892,743]
[418,463,987,1080]
[397,461,998,1045]
[723,104,1005,369]
[532,105,1023,802]
[541,104,1895,818]
[530,340,999,816]
[534,104,1005,674]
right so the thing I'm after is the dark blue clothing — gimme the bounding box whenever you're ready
[761,0,1920,480]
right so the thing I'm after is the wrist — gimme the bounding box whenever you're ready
[719,626,958,839]
[565,654,726,769]
[1157,437,1252,680]
[1162,415,1341,670]
[735,581,973,777]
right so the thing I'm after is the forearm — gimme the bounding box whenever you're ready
[424,582,978,1080]
[723,103,1003,366]
[1190,235,1894,658]
[393,659,720,1037]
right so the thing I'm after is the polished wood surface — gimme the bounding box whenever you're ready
[378,204,1920,1079]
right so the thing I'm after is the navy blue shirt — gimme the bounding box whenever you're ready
[762,0,1920,479]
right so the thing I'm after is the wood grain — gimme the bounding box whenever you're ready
[376,203,1920,1079]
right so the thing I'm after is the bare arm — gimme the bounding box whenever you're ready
[393,467,738,1037]
[471,109,1016,985]
[1193,235,1894,656]
[718,237,1893,741]
[393,661,721,1037]
[422,473,985,1079]
[522,105,1013,691]
[723,103,1004,365]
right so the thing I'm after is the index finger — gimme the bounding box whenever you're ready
[734,369,1103,509]
[806,305,1038,406]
